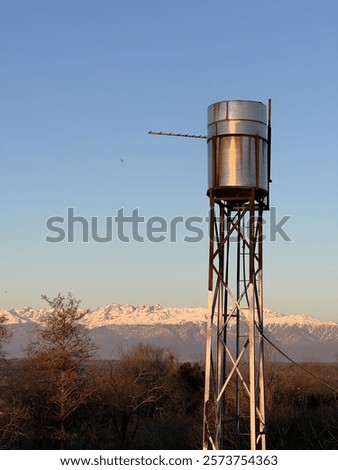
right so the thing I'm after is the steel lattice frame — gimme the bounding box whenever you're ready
[203,194,266,450]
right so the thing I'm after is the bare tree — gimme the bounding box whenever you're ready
[0,391,28,449]
[0,312,19,448]
[0,312,12,359]
[22,293,97,448]
[100,344,177,449]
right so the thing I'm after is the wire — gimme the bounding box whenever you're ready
[258,326,338,394]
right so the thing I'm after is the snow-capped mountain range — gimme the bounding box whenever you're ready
[1,304,337,362]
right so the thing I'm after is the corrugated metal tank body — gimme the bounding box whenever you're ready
[207,100,268,199]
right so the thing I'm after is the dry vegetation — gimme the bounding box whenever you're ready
[0,294,337,449]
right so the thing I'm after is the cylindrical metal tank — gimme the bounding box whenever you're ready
[207,100,269,200]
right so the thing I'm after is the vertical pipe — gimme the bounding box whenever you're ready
[267,99,272,208]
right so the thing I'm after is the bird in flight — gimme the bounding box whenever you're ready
[120,158,125,163]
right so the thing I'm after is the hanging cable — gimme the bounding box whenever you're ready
[258,326,338,394]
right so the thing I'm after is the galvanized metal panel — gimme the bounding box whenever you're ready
[211,120,267,139]
[217,136,256,187]
[227,100,266,123]
[207,100,268,194]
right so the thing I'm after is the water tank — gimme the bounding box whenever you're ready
[207,100,269,201]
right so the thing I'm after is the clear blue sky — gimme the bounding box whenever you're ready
[0,0,337,321]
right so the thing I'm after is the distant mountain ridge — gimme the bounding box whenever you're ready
[1,304,337,362]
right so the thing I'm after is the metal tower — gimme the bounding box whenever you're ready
[203,100,272,450]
